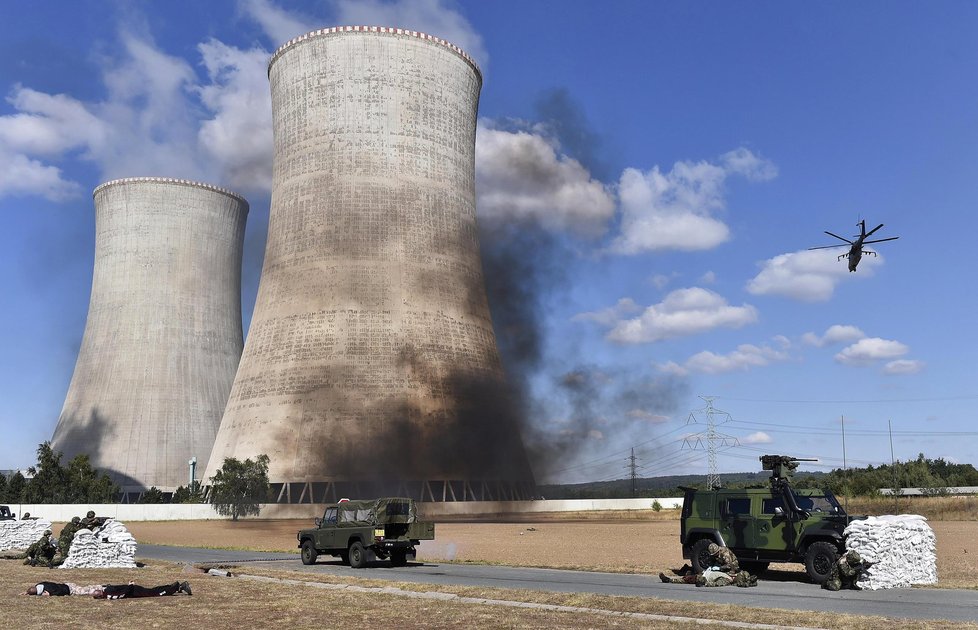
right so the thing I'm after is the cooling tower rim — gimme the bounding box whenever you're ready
[268,25,482,83]
[93,177,250,209]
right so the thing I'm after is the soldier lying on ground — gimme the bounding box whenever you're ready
[822,550,872,591]
[660,544,757,587]
[24,580,192,598]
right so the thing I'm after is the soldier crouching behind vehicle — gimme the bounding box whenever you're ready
[822,550,871,591]
[660,543,757,587]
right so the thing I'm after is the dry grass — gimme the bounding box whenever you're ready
[846,495,978,521]
[4,559,976,630]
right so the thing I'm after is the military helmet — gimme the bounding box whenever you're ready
[86,510,96,519]
[845,550,862,564]
[44,529,52,535]
[707,543,720,555]
[71,516,81,523]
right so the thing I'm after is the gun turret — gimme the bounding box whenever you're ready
[760,455,818,484]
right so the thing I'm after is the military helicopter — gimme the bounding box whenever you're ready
[809,220,899,272]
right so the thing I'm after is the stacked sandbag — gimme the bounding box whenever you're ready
[59,519,137,568]
[0,518,53,551]
[844,514,937,589]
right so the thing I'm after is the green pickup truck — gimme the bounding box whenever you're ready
[297,497,435,568]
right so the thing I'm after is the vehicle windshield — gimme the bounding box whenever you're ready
[793,492,844,514]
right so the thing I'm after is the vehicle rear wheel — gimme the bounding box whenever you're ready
[690,539,715,573]
[805,541,839,584]
[740,560,769,575]
[300,540,318,566]
[349,541,367,569]
[390,549,408,567]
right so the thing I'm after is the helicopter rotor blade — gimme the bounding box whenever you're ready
[824,231,853,244]
[808,244,849,251]
[862,236,899,244]
[864,223,885,238]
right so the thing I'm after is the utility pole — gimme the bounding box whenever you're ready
[683,396,739,489]
[627,448,639,498]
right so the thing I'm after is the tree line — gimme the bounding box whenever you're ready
[1,441,270,521]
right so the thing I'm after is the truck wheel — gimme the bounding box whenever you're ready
[690,539,714,573]
[390,549,408,567]
[349,541,367,569]
[805,542,838,584]
[301,540,318,566]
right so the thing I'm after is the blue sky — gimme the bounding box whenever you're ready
[2,1,976,485]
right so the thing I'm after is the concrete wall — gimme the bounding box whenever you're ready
[206,26,533,497]
[51,178,249,490]
[5,498,682,522]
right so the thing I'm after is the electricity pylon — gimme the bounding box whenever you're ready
[683,396,739,489]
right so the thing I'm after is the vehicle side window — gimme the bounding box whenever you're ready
[762,498,784,514]
[325,508,337,524]
[723,498,751,515]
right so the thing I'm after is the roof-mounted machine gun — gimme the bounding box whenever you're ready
[760,455,818,518]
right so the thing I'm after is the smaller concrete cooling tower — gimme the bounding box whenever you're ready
[52,177,249,492]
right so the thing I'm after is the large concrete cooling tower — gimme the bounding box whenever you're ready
[205,26,534,503]
[52,177,249,493]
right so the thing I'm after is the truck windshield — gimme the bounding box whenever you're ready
[794,493,843,514]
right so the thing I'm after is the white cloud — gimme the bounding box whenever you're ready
[802,324,866,347]
[835,337,909,366]
[330,0,489,68]
[476,121,616,237]
[747,249,881,302]
[580,287,757,344]
[572,298,640,326]
[0,151,82,201]
[683,342,790,374]
[655,361,689,377]
[196,40,274,193]
[649,273,674,290]
[700,271,717,284]
[741,431,773,445]
[883,359,925,375]
[625,409,670,424]
[240,0,313,45]
[610,148,776,254]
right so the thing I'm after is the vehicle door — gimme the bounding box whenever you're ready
[752,492,796,553]
[320,507,338,550]
[719,496,752,551]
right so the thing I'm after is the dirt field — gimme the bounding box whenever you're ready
[123,516,978,588]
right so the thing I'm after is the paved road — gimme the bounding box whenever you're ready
[137,545,978,624]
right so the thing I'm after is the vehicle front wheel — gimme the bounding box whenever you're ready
[805,541,839,584]
[300,540,318,566]
[349,541,367,569]
[690,539,715,573]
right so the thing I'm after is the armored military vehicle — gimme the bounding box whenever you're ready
[680,455,861,583]
[297,497,435,568]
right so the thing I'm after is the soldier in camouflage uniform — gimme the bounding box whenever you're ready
[822,550,870,591]
[57,517,83,558]
[81,510,108,531]
[697,544,757,587]
[23,530,57,567]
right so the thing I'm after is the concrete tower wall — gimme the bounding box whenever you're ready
[205,27,534,501]
[52,177,249,491]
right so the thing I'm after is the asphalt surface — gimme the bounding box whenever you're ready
[137,544,978,624]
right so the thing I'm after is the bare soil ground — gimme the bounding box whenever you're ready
[122,515,978,588]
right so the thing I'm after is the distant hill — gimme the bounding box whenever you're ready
[538,470,827,499]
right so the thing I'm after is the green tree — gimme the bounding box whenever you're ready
[138,487,166,503]
[172,481,204,504]
[0,472,7,502]
[6,471,27,503]
[209,455,271,521]
[24,442,68,503]
[63,454,119,503]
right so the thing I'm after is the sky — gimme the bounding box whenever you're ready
[2,0,977,485]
